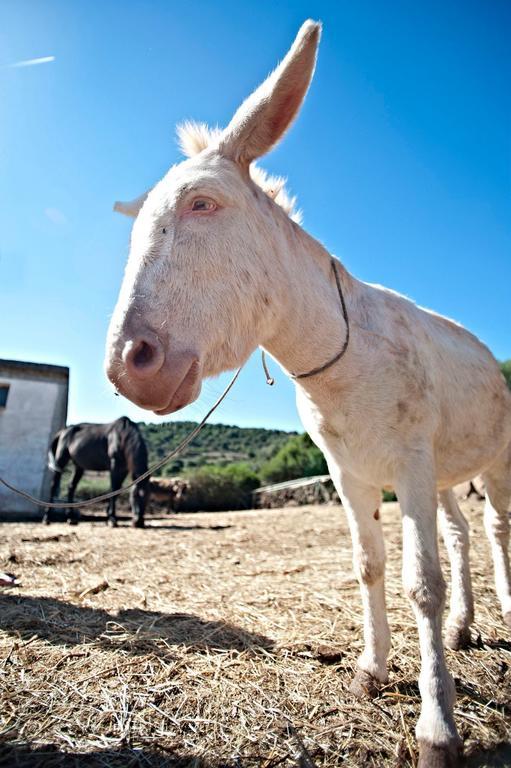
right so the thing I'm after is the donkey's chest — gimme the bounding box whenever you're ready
[296,390,396,484]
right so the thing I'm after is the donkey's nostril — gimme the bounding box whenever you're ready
[123,336,165,380]
[133,341,154,368]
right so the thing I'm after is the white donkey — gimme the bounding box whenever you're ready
[106,21,511,767]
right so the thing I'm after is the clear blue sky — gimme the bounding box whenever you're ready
[1,0,510,432]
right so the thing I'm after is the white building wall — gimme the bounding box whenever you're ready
[0,368,68,517]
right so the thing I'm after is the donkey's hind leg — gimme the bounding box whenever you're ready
[482,442,511,629]
[438,489,473,650]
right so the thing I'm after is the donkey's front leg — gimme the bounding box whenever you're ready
[396,462,462,768]
[338,472,390,697]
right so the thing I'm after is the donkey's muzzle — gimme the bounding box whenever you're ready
[106,335,201,414]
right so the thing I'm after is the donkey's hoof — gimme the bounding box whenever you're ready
[42,515,51,526]
[107,518,118,528]
[418,740,464,768]
[445,625,471,651]
[349,669,380,699]
[503,612,511,630]
[131,518,145,529]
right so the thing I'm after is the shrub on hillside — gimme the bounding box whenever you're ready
[181,463,260,511]
[501,360,511,390]
[260,433,327,484]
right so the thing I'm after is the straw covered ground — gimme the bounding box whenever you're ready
[0,500,509,767]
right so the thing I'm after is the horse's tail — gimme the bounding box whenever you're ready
[47,431,64,473]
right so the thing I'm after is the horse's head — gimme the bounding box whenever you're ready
[105,21,321,414]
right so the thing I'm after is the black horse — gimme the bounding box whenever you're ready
[45,416,149,528]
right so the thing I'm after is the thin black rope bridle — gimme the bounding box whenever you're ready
[261,256,350,383]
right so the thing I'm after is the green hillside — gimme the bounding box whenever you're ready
[140,421,296,476]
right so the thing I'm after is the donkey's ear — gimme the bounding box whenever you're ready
[218,20,321,166]
[113,191,149,218]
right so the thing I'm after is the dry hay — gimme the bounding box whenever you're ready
[0,500,509,767]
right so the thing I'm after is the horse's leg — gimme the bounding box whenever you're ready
[66,465,84,526]
[334,470,390,696]
[43,470,62,525]
[107,462,126,527]
[43,448,69,525]
[438,489,473,650]
[482,443,511,628]
[395,455,462,768]
[129,480,145,528]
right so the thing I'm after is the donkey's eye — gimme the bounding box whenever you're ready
[162,227,167,234]
[191,198,216,212]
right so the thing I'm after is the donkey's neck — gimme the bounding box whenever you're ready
[262,222,355,395]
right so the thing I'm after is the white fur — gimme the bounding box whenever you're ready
[106,20,511,763]
[116,122,302,223]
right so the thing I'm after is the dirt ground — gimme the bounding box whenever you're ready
[0,500,509,767]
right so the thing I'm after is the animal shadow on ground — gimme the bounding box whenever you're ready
[480,638,511,652]
[0,594,274,655]
[389,677,511,719]
[465,742,511,768]
[1,733,510,768]
[30,508,233,532]
[141,523,233,531]
[0,513,233,532]
[0,743,232,768]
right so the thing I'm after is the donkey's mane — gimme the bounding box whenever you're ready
[177,121,302,224]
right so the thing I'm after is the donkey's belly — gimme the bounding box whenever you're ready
[435,437,510,491]
[434,396,511,489]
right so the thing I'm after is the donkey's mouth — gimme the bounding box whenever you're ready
[108,350,202,415]
[153,358,202,415]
